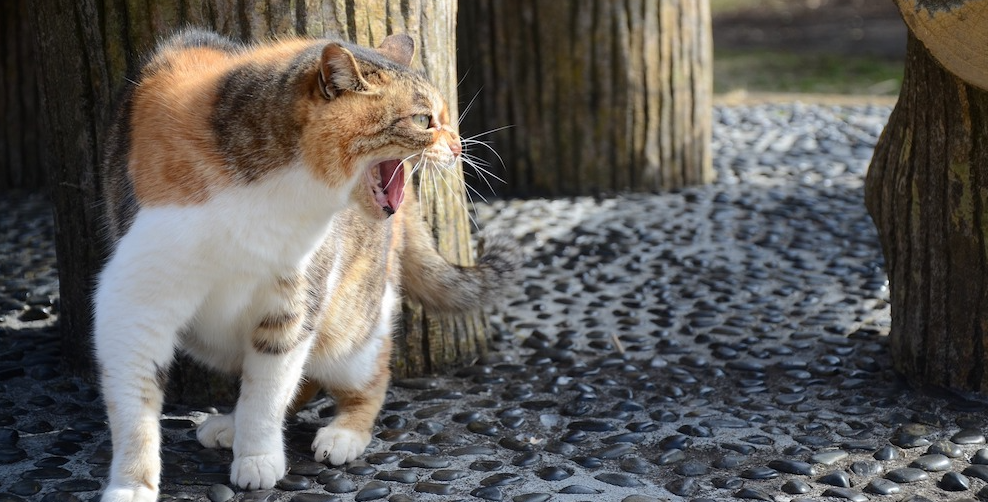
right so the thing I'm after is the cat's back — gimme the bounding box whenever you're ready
[102,30,320,239]
[141,29,317,88]
[102,30,240,239]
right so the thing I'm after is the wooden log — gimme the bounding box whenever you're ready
[1,0,45,189]
[457,0,714,196]
[864,28,988,393]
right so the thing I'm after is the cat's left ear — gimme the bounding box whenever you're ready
[377,34,415,67]
[319,43,372,99]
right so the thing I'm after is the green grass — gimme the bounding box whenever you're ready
[710,0,790,15]
[714,49,903,96]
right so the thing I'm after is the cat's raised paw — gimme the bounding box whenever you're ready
[197,413,235,449]
[101,485,157,502]
[312,425,370,465]
[230,452,286,490]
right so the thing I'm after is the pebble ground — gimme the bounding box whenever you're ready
[2,103,986,502]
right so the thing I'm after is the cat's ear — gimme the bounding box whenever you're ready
[377,34,415,67]
[318,43,372,99]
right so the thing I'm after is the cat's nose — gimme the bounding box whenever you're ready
[449,138,461,158]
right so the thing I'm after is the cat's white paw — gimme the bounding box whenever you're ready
[197,413,235,449]
[101,485,157,502]
[230,452,286,490]
[311,425,370,465]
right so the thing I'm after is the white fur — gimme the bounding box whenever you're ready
[312,425,371,465]
[196,413,235,449]
[96,166,356,502]
[306,283,398,464]
[305,283,397,390]
[189,268,396,470]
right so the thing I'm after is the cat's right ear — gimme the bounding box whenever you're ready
[318,43,372,99]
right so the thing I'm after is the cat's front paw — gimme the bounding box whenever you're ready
[101,485,157,502]
[312,426,371,465]
[230,452,286,490]
[197,413,235,449]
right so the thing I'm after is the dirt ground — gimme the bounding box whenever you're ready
[712,0,907,60]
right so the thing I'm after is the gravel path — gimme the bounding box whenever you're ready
[3,103,986,502]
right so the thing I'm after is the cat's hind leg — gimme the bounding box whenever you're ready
[309,333,392,465]
[197,412,235,449]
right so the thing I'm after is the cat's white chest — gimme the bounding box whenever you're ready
[201,167,347,268]
[113,166,347,371]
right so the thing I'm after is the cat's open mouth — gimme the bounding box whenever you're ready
[368,160,405,216]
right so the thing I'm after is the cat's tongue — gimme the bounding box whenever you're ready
[380,160,405,214]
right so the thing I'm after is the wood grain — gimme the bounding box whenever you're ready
[2,0,45,189]
[864,33,988,393]
[457,0,714,196]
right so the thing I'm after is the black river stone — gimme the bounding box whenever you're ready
[886,467,929,483]
[353,480,390,501]
[768,459,817,476]
[413,482,452,495]
[939,471,971,491]
[910,454,951,472]
[865,478,901,495]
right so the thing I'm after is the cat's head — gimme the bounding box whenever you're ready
[299,34,460,221]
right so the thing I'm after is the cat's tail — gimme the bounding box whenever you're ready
[399,196,521,312]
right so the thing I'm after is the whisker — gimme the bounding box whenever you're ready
[461,124,515,141]
[463,157,507,186]
[462,140,508,178]
[430,165,442,216]
[434,164,478,229]
[464,179,490,205]
[402,163,419,192]
[461,174,478,221]
[460,152,492,170]
[385,155,415,191]
[399,152,419,165]
[416,163,423,210]
[399,151,426,191]
[457,68,471,89]
[460,138,501,149]
[461,156,499,195]
[458,89,483,126]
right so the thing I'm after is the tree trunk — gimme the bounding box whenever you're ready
[456,0,713,196]
[864,31,988,393]
[31,0,475,405]
[1,0,46,189]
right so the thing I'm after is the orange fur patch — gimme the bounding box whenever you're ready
[129,40,318,206]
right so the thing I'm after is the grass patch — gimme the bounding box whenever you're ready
[714,49,903,96]
[710,0,792,16]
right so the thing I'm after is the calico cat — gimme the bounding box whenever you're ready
[95,29,516,502]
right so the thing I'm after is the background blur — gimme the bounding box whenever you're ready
[1,0,908,190]
[712,0,906,97]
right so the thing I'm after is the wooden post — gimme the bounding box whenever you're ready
[457,0,713,196]
[31,0,474,404]
[865,0,988,393]
[1,0,45,189]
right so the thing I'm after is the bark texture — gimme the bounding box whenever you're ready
[864,33,988,394]
[457,0,713,196]
[2,0,45,189]
[31,0,476,404]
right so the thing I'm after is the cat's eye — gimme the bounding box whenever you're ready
[411,114,432,129]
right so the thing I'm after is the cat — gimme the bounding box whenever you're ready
[95,28,517,502]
